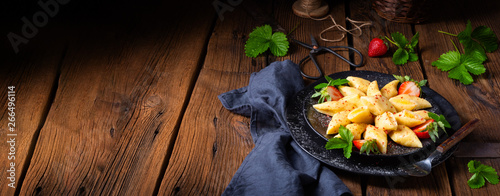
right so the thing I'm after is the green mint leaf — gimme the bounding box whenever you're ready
[393,48,409,65]
[269,32,289,57]
[432,51,461,71]
[325,75,334,83]
[393,75,405,83]
[330,79,350,86]
[245,36,270,58]
[409,52,419,62]
[428,112,440,121]
[325,138,348,149]
[468,173,486,189]
[391,32,408,48]
[311,91,322,98]
[409,32,420,49]
[471,25,499,52]
[314,83,328,90]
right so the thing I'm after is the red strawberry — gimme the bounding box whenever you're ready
[412,119,434,139]
[368,38,388,57]
[326,86,343,101]
[353,140,366,150]
[398,81,420,96]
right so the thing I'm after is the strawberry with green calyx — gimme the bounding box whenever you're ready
[353,139,381,155]
[368,38,389,57]
[393,75,427,97]
[412,112,451,142]
[311,76,349,103]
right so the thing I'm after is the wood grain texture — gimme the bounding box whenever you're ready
[158,2,262,195]
[349,0,424,81]
[366,163,452,196]
[415,0,500,142]
[18,1,214,195]
[448,157,500,195]
[0,29,62,195]
[273,0,362,194]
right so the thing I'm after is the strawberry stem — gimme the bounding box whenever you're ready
[384,36,398,46]
[450,39,460,52]
[438,30,457,37]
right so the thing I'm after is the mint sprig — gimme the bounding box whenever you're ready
[325,125,354,159]
[245,25,289,57]
[467,160,499,189]
[385,32,420,65]
[425,112,451,142]
[311,76,349,103]
[359,139,380,155]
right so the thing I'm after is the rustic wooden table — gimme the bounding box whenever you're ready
[1,0,499,195]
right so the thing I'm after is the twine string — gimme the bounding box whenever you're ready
[298,0,372,42]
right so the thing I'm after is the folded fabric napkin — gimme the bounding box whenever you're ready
[218,60,352,195]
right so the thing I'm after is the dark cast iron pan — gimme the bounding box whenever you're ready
[286,71,461,176]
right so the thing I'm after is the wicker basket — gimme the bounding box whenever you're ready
[372,0,432,23]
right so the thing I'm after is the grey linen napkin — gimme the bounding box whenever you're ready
[218,60,352,195]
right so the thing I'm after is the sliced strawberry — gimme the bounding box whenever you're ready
[326,86,343,101]
[353,140,366,150]
[398,81,420,97]
[412,119,434,139]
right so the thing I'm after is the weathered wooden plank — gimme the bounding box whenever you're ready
[157,2,263,195]
[415,0,500,195]
[18,1,215,195]
[366,164,452,195]
[349,0,424,80]
[448,158,500,195]
[348,0,453,195]
[0,33,61,196]
[272,0,363,194]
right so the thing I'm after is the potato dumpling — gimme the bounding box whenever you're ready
[360,95,397,115]
[348,106,374,124]
[313,99,356,116]
[389,125,423,148]
[389,95,418,112]
[363,125,388,154]
[338,86,366,97]
[375,112,398,133]
[394,110,426,127]
[327,111,351,135]
[381,80,399,98]
[346,76,371,93]
[367,80,382,96]
[413,110,431,120]
[341,94,361,109]
[392,94,432,110]
[345,123,368,140]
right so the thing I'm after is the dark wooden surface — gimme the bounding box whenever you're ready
[0,0,499,195]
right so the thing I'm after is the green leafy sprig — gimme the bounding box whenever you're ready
[425,112,451,142]
[325,125,354,159]
[311,76,349,104]
[385,32,420,65]
[467,160,499,189]
[359,140,381,155]
[245,25,289,58]
[432,20,498,85]
[393,74,427,87]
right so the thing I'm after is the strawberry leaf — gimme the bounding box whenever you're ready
[393,48,409,65]
[467,160,500,189]
[472,25,499,52]
[245,25,289,58]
